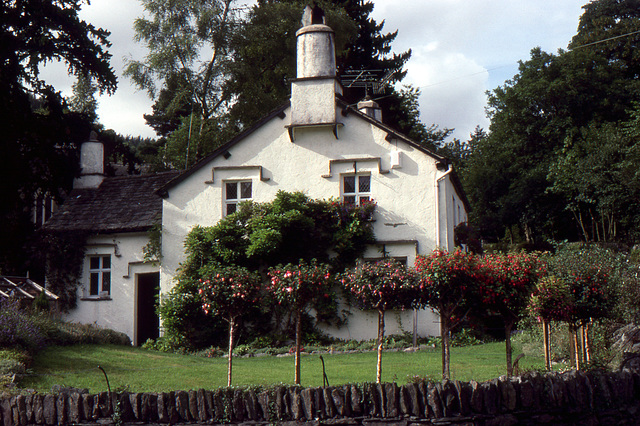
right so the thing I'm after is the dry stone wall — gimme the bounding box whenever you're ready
[1,369,639,425]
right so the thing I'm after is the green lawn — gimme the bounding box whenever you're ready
[19,342,547,393]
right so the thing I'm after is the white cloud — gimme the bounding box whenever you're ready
[39,0,586,142]
[371,0,584,141]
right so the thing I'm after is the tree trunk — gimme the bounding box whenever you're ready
[227,317,235,387]
[441,314,450,380]
[376,308,385,383]
[572,326,581,370]
[505,321,514,376]
[295,309,302,385]
[583,321,591,364]
[542,319,551,371]
[573,209,589,242]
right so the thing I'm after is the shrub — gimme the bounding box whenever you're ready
[0,349,31,366]
[43,321,131,346]
[0,299,46,351]
[451,328,484,347]
[0,358,26,376]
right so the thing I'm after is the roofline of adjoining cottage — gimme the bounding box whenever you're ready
[157,98,469,212]
[157,102,292,197]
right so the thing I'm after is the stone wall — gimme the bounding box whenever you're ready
[1,369,639,425]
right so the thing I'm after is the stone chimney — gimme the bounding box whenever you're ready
[74,131,105,189]
[357,96,382,121]
[290,4,342,127]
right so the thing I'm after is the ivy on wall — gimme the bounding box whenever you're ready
[159,191,376,349]
[38,230,88,311]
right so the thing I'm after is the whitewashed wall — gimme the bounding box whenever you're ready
[161,105,463,340]
[437,174,469,250]
[64,233,156,343]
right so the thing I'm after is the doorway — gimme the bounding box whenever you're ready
[136,272,160,346]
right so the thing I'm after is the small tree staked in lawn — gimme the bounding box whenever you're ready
[528,275,573,370]
[414,249,479,380]
[268,260,333,385]
[198,265,262,386]
[477,252,543,376]
[342,258,416,383]
[533,245,617,370]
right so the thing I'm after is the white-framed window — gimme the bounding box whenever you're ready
[89,255,111,297]
[224,180,252,215]
[342,174,371,206]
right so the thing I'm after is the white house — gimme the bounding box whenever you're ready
[44,131,179,345]
[45,6,468,344]
[158,7,468,341]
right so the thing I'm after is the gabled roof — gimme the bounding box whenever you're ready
[158,99,451,196]
[158,103,292,195]
[45,171,179,234]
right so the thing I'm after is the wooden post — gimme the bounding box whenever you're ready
[543,319,551,371]
[583,321,591,364]
[376,308,385,383]
[227,317,235,387]
[295,309,302,385]
[573,327,581,371]
[441,315,450,380]
[505,321,514,377]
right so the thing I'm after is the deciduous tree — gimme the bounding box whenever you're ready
[477,252,543,375]
[125,0,240,167]
[160,191,375,349]
[414,250,479,379]
[0,0,116,274]
[462,0,640,244]
[198,265,262,386]
[268,260,333,385]
[342,258,416,383]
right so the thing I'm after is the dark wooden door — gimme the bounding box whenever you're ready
[136,272,160,346]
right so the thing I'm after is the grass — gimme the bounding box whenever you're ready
[19,341,549,393]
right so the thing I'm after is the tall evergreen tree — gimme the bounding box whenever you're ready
[70,73,99,122]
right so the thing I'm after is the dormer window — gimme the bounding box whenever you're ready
[225,181,252,215]
[342,174,371,206]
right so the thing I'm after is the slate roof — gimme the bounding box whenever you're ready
[45,171,179,234]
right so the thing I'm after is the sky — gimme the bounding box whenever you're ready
[42,0,587,141]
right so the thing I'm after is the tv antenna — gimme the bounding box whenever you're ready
[340,69,395,95]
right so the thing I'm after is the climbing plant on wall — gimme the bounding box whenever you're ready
[37,230,88,311]
[160,191,375,350]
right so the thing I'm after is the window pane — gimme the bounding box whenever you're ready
[102,255,110,269]
[90,257,100,270]
[102,272,111,294]
[227,203,237,215]
[344,196,356,205]
[343,176,355,193]
[226,182,237,200]
[359,175,371,192]
[240,181,252,199]
[90,273,99,295]
[359,196,370,205]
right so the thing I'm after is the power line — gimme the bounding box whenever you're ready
[361,27,640,105]
[569,29,640,50]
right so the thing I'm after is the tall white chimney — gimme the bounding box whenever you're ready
[74,131,105,189]
[290,5,342,127]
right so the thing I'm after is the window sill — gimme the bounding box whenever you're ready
[80,296,112,301]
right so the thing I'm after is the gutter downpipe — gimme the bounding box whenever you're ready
[431,165,453,346]
[435,166,453,250]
